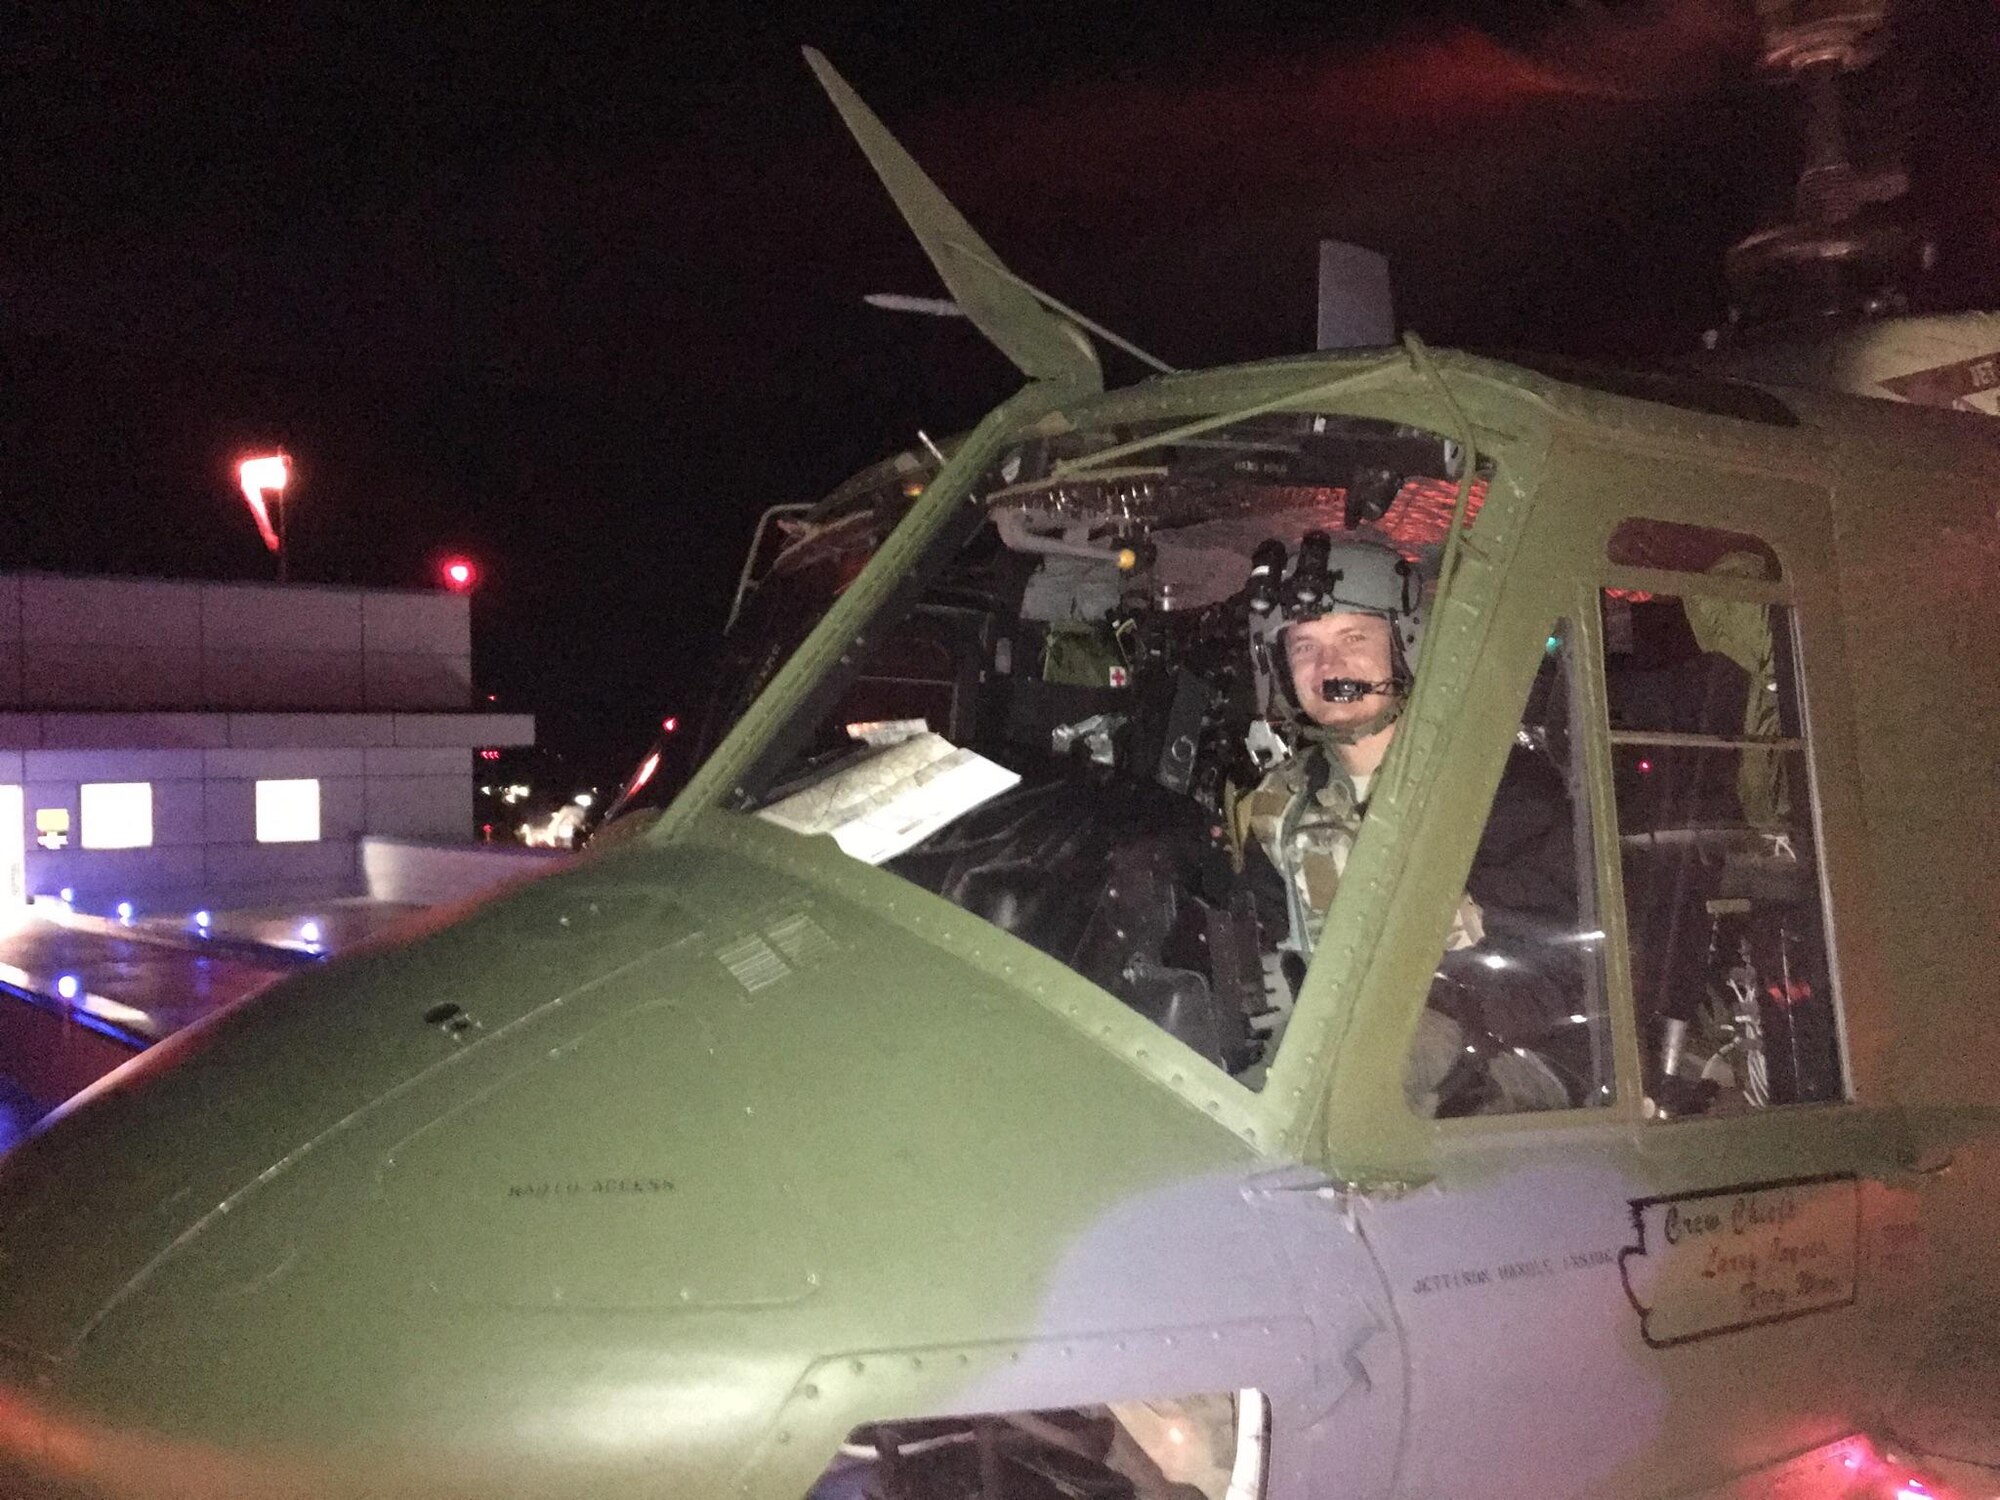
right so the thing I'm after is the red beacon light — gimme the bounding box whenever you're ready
[661,715,679,734]
[440,557,478,593]
[629,752,662,795]
[236,454,290,554]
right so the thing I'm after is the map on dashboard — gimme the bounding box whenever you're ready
[758,731,1020,865]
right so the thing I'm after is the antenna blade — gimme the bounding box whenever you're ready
[1317,241,1396,350]
[805,48,1102,391]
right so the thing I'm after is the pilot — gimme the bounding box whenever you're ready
[1239,532,1574,1114]
[1239,533,1462,957]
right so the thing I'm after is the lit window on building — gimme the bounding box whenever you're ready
[79,783,153,850]
[255,779,321,844]
[0,786,24,906]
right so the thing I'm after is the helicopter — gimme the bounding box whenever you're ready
[4,21,2000,1500]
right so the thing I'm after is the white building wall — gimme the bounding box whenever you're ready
[0,573,474,714]
[0,571,530,910]
[362,592,474,710]
[361,747,475,842]
[16,577,206,710]
[2,712,533,907]
[360,836,566,906]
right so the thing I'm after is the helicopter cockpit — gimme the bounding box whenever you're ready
[639,408,1612,1115]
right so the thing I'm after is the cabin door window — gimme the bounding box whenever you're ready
[1599,520,1844,1117]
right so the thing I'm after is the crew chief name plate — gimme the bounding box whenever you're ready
[1619,1174,1859,1348]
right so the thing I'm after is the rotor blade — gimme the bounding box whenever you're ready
[805,47,1102,392]
[863,293,969,317]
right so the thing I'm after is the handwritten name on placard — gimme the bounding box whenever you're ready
[1619,1175,1858,1348]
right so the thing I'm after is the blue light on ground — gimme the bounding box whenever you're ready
[56,975,80,1001]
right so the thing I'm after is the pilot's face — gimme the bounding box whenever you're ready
[1285,612,1396,730]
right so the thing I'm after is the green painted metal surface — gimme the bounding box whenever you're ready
[3,50,2000,1500]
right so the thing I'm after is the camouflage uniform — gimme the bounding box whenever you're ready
[1242,744,1484,961]
[1243,743,1494,1116]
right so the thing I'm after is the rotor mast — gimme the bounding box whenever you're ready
[1723,0,1926,334]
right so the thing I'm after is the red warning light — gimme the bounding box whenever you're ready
[236,454,290,554]
[629,752,661,794]
[479,748,501,761]
[440,556,478,592]
[661,716,679,734]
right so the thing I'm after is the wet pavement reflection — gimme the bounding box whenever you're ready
[0,900,432,1134]
[0,920,293,1042]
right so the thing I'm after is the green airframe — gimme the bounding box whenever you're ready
[2,48,1998,1500]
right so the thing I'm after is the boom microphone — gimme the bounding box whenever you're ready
[1321,677,1399,703]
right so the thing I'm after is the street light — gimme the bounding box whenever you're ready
[237,453,292,580]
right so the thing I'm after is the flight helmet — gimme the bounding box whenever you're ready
[1246,531,1426,720]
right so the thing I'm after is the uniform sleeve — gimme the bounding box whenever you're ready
[1463,748,1578,923]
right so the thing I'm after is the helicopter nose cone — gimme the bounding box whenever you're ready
[0,847,823,1496]
[0,820,1262,1498]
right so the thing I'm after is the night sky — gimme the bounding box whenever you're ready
[5,2,1996,790]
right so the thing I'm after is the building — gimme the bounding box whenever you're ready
[0,571,533,911]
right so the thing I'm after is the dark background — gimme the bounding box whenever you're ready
[5,1,1995,793]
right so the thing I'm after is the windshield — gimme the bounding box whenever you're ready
[719,408,1616,1109]
[603,405,1616,1115]
[593,452,932,831]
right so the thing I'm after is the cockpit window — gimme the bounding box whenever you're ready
[1403,623,1615,1118]
[727,410,1495,1091]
